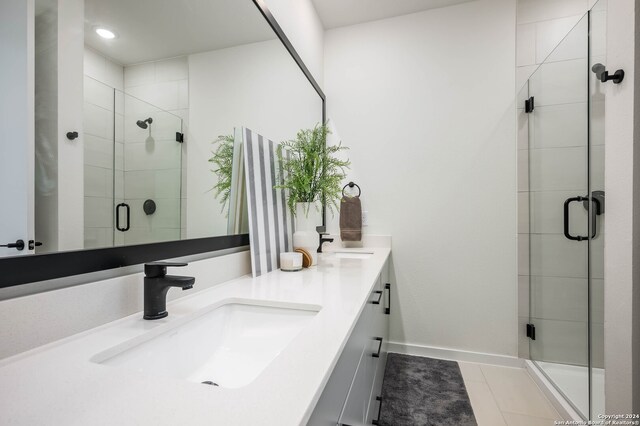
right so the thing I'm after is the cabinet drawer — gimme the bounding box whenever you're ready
[366,343,387,424]
[340,336,384,425]
[338,347,370,425]
[307,300,373,425]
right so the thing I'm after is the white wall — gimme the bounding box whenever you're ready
[263,0,324,86]
[325,0,517,356]
[56,0,84,250]
[603,0,640,414]
[34,0,85,253]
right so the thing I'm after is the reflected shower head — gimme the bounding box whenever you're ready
[591,63,606,79]
[136,117,153,129]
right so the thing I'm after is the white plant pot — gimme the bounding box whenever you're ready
[293,201,322,266]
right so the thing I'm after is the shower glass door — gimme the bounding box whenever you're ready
[527,13,591,418]
[114,91,183,245]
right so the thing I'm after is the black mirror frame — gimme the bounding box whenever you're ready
[0,0,326,289]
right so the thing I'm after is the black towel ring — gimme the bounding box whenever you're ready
[342,182,361,197]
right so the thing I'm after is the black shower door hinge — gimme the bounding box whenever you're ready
[525,96,534,113]
[176,132,184,143]
[526,323,536,340]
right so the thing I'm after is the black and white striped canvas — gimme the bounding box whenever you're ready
[243,127,294,277]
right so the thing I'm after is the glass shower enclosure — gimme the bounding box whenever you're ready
[114,92,183,246]
[520,0,606,419]
[83,79,183,249]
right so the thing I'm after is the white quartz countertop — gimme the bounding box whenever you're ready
[0,247,390,426]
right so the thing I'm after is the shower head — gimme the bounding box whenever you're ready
[591,63,606,79]
[136,117,153,129]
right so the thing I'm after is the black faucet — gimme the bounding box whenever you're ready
[316,226,334,253]
[143,262,195,320]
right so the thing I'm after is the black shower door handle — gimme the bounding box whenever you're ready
[564,196,596,241]
[588,197,600,239]
[116,203,130,232]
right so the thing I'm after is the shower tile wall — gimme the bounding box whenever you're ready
[516,0,590,88]
[516,9,602,367]
[83,47,124,248]
[122,57,187,243]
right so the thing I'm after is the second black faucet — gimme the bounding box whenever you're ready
[316,226,334,253]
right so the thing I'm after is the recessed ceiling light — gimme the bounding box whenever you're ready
[95,28,116,40]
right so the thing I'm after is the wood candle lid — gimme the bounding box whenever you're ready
[294,248,313,268]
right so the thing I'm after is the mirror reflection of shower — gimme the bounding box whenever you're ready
[136,117,153,129]
[591,63,605,80]
[137,117,155,150]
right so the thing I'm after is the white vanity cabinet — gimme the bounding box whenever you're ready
[308,259,391,426]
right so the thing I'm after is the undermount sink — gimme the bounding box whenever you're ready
[332,251,374,259]
[92,299,320,388]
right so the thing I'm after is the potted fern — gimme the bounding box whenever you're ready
[277,124,350,264]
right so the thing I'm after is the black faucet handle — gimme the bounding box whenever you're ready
[144,262,188,278]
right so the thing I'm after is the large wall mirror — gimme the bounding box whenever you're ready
[0,0,324,287]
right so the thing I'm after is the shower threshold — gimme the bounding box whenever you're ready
[535,361,604,419]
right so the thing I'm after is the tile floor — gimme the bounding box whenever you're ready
[458,362,562,426]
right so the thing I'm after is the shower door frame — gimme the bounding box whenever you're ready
[525,6,604,420]
[114,94,184,247]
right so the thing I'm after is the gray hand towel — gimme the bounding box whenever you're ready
[340,195,362,242]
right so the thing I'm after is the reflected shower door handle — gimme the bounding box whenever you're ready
[589,198,600,239]
[116,203,130,232]
[563,196,591,241]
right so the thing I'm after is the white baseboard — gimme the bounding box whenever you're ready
[524,360,583,422]
[387,341,524,368]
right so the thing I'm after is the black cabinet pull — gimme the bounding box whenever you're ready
[564,196,596,241]
[372,337,383,358]
[371,290,383,305]
[116,203,131,232]
[384,283,391,315]
[372,396,383,425]
[0,239,25,251]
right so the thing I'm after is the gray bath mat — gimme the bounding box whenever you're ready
[378,353,477,426]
